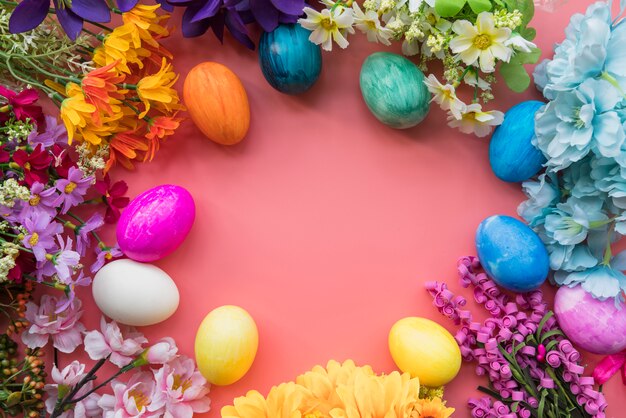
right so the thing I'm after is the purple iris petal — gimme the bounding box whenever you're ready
[210,11,226,42]
[116,0,139,12]
[224,9,254,50]
[54,3,84,41]
[156,0,174,11]
[8,0,49,34]
[69,0,111,23]
[270,0,304,15]
[190,0,221,23]
[182,5,212,37]
[249,0,279,32]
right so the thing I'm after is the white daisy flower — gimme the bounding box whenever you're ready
[447,103,504,137]
[423,74,467,120]
[352,3,394,45]
[299,6,355,51]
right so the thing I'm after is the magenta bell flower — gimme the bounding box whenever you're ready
[9,0,112,40]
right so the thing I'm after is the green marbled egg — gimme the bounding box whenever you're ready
[359,52,430,129]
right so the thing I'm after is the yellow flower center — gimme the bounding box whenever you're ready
[128,388,149,410]
[172,374,192,393]
[29,196,41,206]
[320,17,337,32]
[64,182,77,194]
[473,34,492,50]
[29,233,39,247]
[24,162,31,171]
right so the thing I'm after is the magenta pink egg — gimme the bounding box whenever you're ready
[117,185,195,262]
[554,285,626,355]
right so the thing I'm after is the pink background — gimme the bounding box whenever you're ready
[72,1,625,416]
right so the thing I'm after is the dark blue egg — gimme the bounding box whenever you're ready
[476,215,550,292]
[259,24,322,95]
[489,101,546,182]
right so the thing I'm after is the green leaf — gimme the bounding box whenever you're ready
[500,62,531,93]
[435,0,467,17]
[535,311,554,341]
[468,0,492,13]
[520,26,537,41]
[503,0,535,27]
[540,329,564,343]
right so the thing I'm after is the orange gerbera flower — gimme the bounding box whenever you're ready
[107,129,150,172]
[136,57,180,118]
[82,61,125,118]
[415,397,455,418]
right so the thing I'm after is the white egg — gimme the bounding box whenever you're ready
[93,259,179,326]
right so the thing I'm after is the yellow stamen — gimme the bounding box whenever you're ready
[64,182,77,194]
[28,233,39,247]
[29,196,41,206]
[473,34,492,50]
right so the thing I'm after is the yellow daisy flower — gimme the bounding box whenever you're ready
[415,397,455,418]
[59,83,96,144]
[136,57,180,118]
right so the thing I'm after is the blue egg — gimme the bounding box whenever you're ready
[259,24,322,95]
[359,52,430,129]
[489,101,547,182]
[475,215,550,292]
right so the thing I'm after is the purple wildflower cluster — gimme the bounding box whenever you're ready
[426,256,608,418]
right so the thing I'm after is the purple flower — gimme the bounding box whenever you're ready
[18,182,59,219]
[91,244,123,273]
[76,212,105,256]
[9,0,112,41]
[21,213,63,262]
[22,294,85,353]
[168,0,304,49]
[50,235,80,283]
[54,166,93,214]
[28,115,68,148]
[56,271,91,313]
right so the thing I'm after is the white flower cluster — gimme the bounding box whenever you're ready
[0,242,19,283]
[76,142,109,178]
[4,120,34,143]
[0,178,30,209]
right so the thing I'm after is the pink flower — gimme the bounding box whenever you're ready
[22,295,85,353]
[44,362,101,418]
[98,372,162,417]
[84,317,147,367]
[152,356,211,417]
[137,338,178,366]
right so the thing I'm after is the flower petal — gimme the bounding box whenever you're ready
[70,0,111,23]
[8,0,49,34]
[270,0,305,15]
[55,6,84,41]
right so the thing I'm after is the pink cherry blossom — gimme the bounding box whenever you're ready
[98,372,162,417]
[84,317,147,367]
[44,362,101,418]
[140,338,178,365]
[152,356,211,418]
[22,294,85,353]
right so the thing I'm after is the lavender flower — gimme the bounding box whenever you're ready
[28,115,68,148]
[21,213,63,262]
[91,244,123,273]
[54,167,93,214]
[426,256,608,418]
[51,236,80,283]
[18,182,59,219]
[75,212,105,256]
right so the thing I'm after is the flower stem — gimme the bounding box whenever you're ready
[67,362,136,404]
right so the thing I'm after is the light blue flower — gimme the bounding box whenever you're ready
[539,2,612,98]
[605,18,626,92]
[544,196,608,245]
[535,78,625,169]
[591,157,626,209]
[548,242,598,272]
[562,158,601,198]
[554,250,626,301]
[518,173,559,225]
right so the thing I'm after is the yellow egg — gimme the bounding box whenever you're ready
[195,305,258,386]
[388,317,461,387]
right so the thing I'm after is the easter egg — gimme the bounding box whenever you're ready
[555,285,626,354]
[360,52,430,129]
[476,215,550,292]
[490,101,546,182]
[93,259,179,326]
[117,185,195,263]
[195,305,259,386]
[388,317,461,387]
[259,24,322,95]
[184,62,250,145]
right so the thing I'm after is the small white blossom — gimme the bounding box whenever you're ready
[447,103,504,137]
[353,3,394,45]
[299,5,355,51]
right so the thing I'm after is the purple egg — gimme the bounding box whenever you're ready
[554,285,626,355]
[117,185,195,262]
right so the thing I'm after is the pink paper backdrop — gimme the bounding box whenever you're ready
[71,1,625,416]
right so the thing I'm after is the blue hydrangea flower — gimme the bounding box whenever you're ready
[535,78,625,169]
[562,158,602,198]
[518,173,559,226]
[544,196,608,245]
[537,2,612,99]
[591,157,626,209]
[554,255,626,301]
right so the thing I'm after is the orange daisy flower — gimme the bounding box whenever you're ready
[415,397,455,418]
[145,115,180,162]
[82,61,125,120]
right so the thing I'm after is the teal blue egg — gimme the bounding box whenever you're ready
[359,52,430,129]
[259,24,322,95]
[476,215,550,293]
[489,101,546,182]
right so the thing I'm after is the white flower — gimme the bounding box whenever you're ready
[505,34,537,53]
[352,3,393,45]
[449,12,512,73]
[397,0,435,12]
[447,103,504,137]
[299,6,355,51]
[423,74,467,119]
[463,70,491,90]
